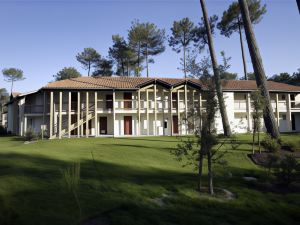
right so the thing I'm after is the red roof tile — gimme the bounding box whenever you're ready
[43,77,300,92]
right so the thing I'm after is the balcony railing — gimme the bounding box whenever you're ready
[234,100,292,111]
[234,100,247,110]
[24,105,44,114]
[44,99,209,112]
[291,101,300,109]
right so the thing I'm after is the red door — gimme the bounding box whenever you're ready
[173,115,178,134]
[124,92,132,109]
[99,117,107,134]
[124,116,132,135]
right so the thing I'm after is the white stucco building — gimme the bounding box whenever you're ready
[5,77,300,138]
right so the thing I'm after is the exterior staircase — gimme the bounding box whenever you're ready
[51,103,95,139]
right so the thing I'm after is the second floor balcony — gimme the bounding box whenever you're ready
[24,105,44,114]
[234,100,300,111]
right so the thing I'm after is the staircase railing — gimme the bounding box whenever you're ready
[52,103,95,138]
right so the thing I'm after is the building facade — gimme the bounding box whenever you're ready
[6,77,300,138]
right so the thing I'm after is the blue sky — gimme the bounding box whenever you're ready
[0,0,299,93]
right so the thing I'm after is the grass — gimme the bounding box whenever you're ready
[0,133,299,225]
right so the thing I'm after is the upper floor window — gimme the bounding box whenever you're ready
[281,95,286,100]
[291,94,295,101]
[124,92,132,109]
[106,94,113,109]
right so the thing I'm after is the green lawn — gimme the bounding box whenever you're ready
[0,134,299,225]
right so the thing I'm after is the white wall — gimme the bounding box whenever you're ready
[232,113,248,133]
[215,92,235,134]
[114,114,138,136]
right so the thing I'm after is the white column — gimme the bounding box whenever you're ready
[246,92,251,132]
[286,93,292,131]
[184,84,188,135]
[138,90,141,136]
[113,90,116,137]
[154,84,157,136]
[169,90,173,136]
[49,91,53,139]
[58,91,62,139]
[146,89,149,136]
[94,91,98,137]
[24,116,27,134]
[86,92,89,137]
[77,92,80,138]
[199,92,202,131]
[177,90,180,135]
[68,92,71,138]
[192,90,195,133]
[276,93,280,128]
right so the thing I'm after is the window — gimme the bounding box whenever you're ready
[281,95,286,100]
[282,114,286,120]
[106,94,113,109]
[291,94,295,101]
[164,121,168,129]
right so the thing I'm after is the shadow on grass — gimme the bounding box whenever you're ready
[98,143,174,152]
[114,137,180,143]
[0,152,299,225]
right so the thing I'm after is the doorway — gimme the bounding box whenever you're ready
[99,117,107,135]
[292,114,296,131]
[124,116,132,135]
[172,115,178,134]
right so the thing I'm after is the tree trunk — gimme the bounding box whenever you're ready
[252,121,256,154]
[146,45,149,78]
[11,80,14,95]
[258,129,261,153]
[207,149,214,195]
[137,41,141,77]
[199,0,232,137]
[88,62,91,77]
[258,122,261,153]
[238,0,280,139]
[121,60,125,76]
[238,17,248,80]
[198,148,204,192]
[127,60,130,77]
[183,45,186,78]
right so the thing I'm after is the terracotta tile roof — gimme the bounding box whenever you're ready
[43,76,300,92]
[43,77,193,89]
[222,80,300,92]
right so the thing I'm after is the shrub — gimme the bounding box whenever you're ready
[282,142,299,152]
[0,197,18,225]
[261,134,281,153]
[24,129,37,142]
[274,155,300,186]
[265,153,280,176]
[0,125,7,135]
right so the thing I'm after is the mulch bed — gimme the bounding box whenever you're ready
[249,149,300,167]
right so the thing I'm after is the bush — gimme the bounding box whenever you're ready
[24,129,37,142]
[0,125,7,135]
[265,153,280,175]
[282,142,299,152]
[261,134,281,153]
[274,155,300,186]
[0,197,18,225]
